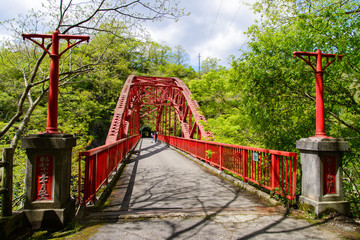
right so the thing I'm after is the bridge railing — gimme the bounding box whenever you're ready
[159,135,297,200]
[78,135,140,206]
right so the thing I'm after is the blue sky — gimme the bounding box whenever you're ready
[0,0,257,67]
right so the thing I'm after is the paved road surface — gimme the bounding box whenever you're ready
[73,138,342,239]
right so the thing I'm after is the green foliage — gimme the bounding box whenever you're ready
[201,57,221,75]
[189,0,360,216]
[205,149,213,159]
[2,0,359,219]
[156,63,196,79]
[0,22,197,210]
[247,0,360,217]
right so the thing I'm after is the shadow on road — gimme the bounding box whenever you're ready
[75,138,347,240]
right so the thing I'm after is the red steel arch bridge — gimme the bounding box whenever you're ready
[105,75,214,143]
[78,75,297,208]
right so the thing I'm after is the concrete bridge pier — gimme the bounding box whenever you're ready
[21,134,76,229]
[296,137,350,216]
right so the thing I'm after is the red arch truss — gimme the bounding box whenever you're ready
[106,75,214,144]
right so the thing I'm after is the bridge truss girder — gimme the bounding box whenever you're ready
[106,75,214,144]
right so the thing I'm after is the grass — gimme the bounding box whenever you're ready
[13,220,104,240]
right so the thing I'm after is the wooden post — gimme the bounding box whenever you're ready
[1,147,14,217]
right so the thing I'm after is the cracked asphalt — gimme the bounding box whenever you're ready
[77,138,344,239]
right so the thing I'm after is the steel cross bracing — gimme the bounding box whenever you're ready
[106,75,214,144]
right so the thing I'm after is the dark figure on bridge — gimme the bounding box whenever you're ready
[154,131,158,143]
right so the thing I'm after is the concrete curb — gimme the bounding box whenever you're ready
[163,142,280,206]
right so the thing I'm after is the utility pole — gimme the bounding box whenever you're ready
[198,53,201,75]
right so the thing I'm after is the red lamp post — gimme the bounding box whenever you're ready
[294,50,342,138]
[23,30,90,133]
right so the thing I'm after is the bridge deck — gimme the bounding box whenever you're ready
[83,138,341,239]
[100,138,268,215]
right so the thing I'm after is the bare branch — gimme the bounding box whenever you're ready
[60,0,106,34]
[327,110,360,135]
[0,44,51,139]
[31,66,94,87]
[59,0,73,28]
[343,169,360,198]
[10,87,48,149]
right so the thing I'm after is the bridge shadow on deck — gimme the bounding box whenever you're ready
[93,138,254,215]
[117,140,170,212]
[83,138,345,240]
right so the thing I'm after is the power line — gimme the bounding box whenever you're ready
[208,0,224,43]
[221,4,242,42]
[206,0,251,64]
[217,1,251,58]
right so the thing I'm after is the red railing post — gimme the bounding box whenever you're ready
[83,158,88,205]
[219,145,223,171]
[92,154,97,202]
[169,105,171,136]
[205,142,208,163]
[173,117,176,137]
[271,154,280,189]
[78,153,82,205]
[292,155,298,199]
[116,142,120,164]
[106,148,110,184]
[196,139,198,158]
[242,149,247,182]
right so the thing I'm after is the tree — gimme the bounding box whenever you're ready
[157,63,196,79]
[171,45,190,65]
[201,57,221,74]
[0,0,186,149]
[189,0,360,216]
[0,0,187,209]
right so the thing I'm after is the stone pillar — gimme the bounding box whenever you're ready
[296,137,350,216]
[21,134,76,229]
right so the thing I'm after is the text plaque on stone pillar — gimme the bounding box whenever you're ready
[324,156,337,195]
[34,156,54,201]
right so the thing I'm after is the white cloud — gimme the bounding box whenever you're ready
[1,0,258,67]
[146,0,257,67]
[0,0,44,21]
[0,0,46,39]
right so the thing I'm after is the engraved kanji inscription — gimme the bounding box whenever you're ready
[34,156,54,201]
[324,156,337,195]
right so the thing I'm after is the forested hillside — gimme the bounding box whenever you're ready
[0,0,359,217]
